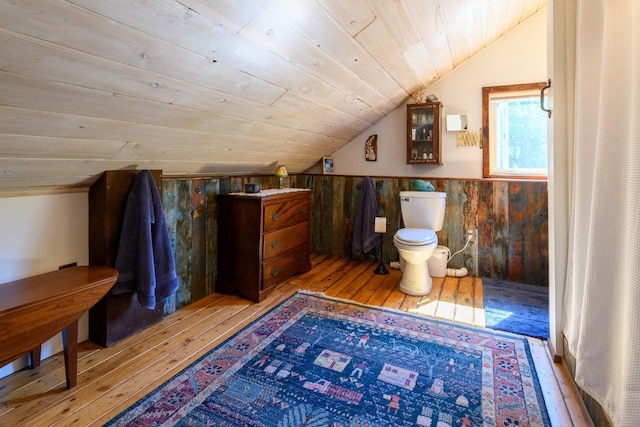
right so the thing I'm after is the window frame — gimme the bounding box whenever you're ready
[482,82,548,179]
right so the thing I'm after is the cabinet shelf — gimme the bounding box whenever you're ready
[407,102,443,165]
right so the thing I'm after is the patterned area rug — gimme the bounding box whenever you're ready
[482,278,549,339]
[106,292,550,426]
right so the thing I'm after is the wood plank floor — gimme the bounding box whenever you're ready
[0,254,592,426]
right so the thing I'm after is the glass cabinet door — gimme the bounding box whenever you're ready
[407,102,442,165]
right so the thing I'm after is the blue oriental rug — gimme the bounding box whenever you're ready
[106,292,550,426]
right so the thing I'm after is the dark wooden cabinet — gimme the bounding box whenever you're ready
[216,189,313,303]
[407,102,443,165]
[88,170,164,347]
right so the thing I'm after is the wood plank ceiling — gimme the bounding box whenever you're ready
[0,0,546,195]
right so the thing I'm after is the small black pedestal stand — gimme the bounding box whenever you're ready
[374,233,388,275]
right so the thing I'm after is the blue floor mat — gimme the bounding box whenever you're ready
[482,278,549,339]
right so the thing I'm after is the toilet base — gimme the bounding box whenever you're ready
[398,261,433,296]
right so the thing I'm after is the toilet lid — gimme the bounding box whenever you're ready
[394,228,437,246]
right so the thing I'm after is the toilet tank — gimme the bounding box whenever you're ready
[399,191,446,230]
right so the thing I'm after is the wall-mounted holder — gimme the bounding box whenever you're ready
[456,129,482,147]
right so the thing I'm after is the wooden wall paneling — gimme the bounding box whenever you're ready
[507,181,525,283]
[344,176,360,259]
[334,176,349,257]
[347,176,385,262]
[190,180,206,302]
[523,182,549,286]
[477,181,495,278]
[538,184,549,286]
[442,180,464,260]
[383,177,417,263]
[463,180,480,275]
[159,176,549,305]
[312,176,333,254]
[231,177,245,193]
[172,180,194,310]
[205,179,220,295]
[393,176,412,231]
[162,181,178,316]
[308,176,322,252]
[218,177,232,195]
[463,180,479,229]
[375,177,397,264]
[492,181,509,279]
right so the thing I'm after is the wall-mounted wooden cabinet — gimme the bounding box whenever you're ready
[407,102,443,165]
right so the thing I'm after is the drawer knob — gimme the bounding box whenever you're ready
[271,240,279,249]
[302,206,308,214]
[302,231,308,237]
[270,267,278,277]
[272,212,280,221]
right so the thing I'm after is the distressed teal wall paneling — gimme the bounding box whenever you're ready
[374,177,397,264]
[174,180,194,310]
[160,174,548,318]
[492,182,509,278]
[508,182,526,283]
[442,180,465,268]
[523,182,548,285]
[190,180,207,302]
[333,176,347,256]
[162,180,178,316]
[477,181,494,279]
[311,176,334,254]
[205,179,220,296]
[462,181,479,274]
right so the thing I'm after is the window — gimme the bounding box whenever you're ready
[482,82,548,178]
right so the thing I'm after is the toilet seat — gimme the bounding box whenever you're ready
[393,228,437,246]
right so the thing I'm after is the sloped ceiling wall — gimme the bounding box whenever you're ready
[0,0,545,195]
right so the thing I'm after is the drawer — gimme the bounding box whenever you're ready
[264,200,310,232]
[263,221,310,260]
[262,244,310,289]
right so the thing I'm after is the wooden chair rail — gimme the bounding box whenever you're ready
[0,266,118,388]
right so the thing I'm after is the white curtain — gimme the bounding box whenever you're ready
[563,1,640,425]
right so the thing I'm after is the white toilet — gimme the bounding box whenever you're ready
[393,191,446,295]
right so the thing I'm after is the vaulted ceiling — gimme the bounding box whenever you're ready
[0,0,546,195]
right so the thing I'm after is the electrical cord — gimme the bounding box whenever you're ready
[447,235,472,263]
[445,234,473,277]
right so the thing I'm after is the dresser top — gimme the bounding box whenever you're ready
[228,188,312,197]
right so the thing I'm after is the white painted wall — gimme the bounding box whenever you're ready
[0,192,88,378]
[329,7,547,178]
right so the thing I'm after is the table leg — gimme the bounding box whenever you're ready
[62,320,78,389]
[29,345,41,369]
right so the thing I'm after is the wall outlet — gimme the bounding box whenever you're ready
[58,261,77,270]
[465,228,477,243]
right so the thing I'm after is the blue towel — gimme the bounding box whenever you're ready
[112,170,179,309]
[352,177,382,256]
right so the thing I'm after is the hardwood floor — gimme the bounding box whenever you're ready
[0,254,591,426]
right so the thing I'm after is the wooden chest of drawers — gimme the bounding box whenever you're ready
[216,189,313,302]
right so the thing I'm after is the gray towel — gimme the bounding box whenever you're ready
[352,177,382,256]
[112,170,179,309]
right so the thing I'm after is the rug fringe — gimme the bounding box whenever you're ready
[295,290,423,318]
[293,290,535,341]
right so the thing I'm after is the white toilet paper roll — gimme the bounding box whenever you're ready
[374,217,386,233]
